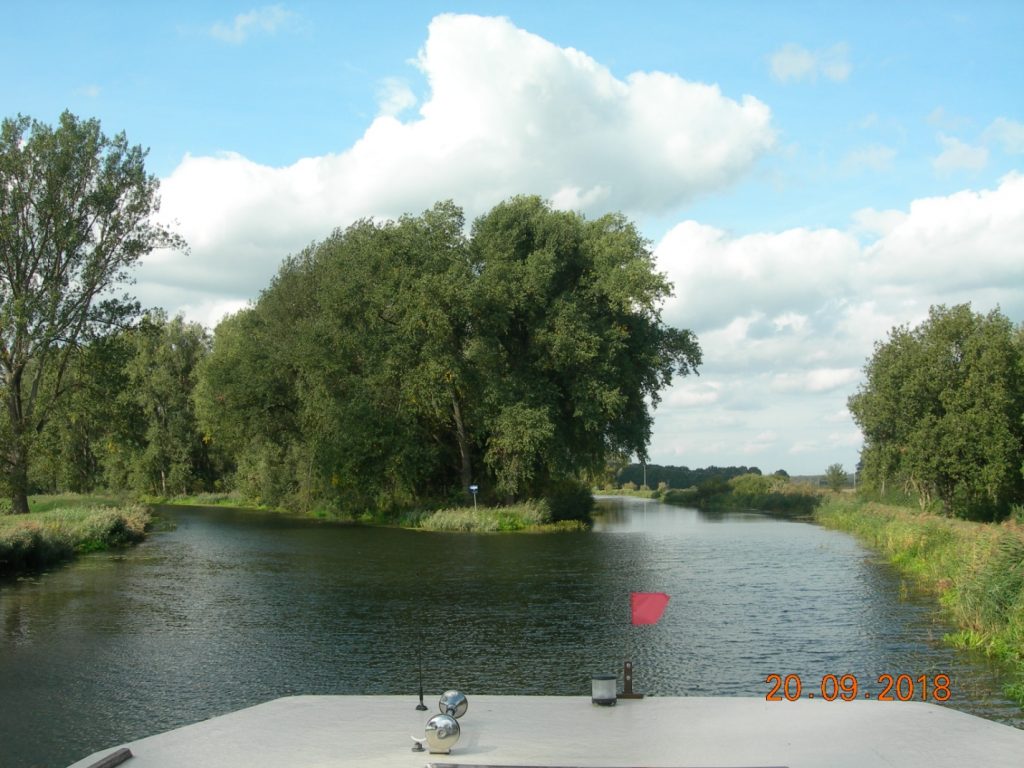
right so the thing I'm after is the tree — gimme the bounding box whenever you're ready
[0,112,181,512]
[824,463,847,493]
[122,312,212,496]
[849,304,1024,520]
[197,197,701,516]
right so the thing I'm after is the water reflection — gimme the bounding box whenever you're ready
[0,497,1020,768]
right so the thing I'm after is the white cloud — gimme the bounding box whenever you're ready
[932,134,988,174]
[377,78,417,117]
[769,43,850,83]
[742,431,777,454]
[668,381,722,407]
[76,84,101,98]
[984,117,1024,154]
[650,174,1024,473]
[208,4,295,44]
[771,368,860,394]
[656,223,860,333]
[850,207,906,237]
[862,172,1024,293]
[155,13,774,318]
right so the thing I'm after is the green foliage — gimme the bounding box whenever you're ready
[0,111,182,513]
[815,497,1024,703]
[824,463,848,492]
[659,473,821,515]
[617,463,760,488]
[728,472,782,496]
[849,304,1024,521]
[119,311,217,496]
[0,504,150,574]
[543,478,594,523]
[196,197,700,516]
[417,501,552,532]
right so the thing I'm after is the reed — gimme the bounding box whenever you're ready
[0,505,151,574]
[815,496,1024,706]
[415,501,582,532]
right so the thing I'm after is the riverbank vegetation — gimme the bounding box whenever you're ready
[0,501,150,575]
[602,466,824,516]
[2,121,700,534]
[815,495,1024,704]
[849,304,1024,522]
[408,501,586,532]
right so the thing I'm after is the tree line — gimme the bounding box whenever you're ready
[849,304,1024,521]
[1,111,701,519]
[612,463,765,489]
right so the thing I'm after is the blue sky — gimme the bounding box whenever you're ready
[3,2,1022,475]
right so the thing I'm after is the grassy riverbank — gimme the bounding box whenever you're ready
[0,499,151,575]
[154,491,589,533]
[814,496,1024,705]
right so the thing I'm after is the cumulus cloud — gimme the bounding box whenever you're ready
[208,4,295,44]
[769,43,850,83]
[651,173,1024,473]
[152,13,774,322]
[376,78,417,117]
[932,134,988,174]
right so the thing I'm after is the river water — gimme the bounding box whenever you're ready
[1,497,1020,767]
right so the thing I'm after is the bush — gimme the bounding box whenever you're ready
[0,505,150,574]
[544,479,594,523]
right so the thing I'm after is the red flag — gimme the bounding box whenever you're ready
[631,592,670,625]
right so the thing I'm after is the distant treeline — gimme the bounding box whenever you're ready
[614,464,766,489]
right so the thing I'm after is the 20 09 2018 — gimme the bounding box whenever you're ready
[764,673,951,702]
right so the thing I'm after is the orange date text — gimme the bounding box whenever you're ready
[764,673,951,702]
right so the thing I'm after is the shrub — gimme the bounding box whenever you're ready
[544,478,594,523]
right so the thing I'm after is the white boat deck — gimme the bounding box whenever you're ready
[67,695,1024,768]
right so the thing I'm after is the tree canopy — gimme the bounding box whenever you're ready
[0,111,181,512]
[848,304,1024,520]
[195,197,701,517]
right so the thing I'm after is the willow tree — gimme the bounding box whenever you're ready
[0,112,181,513]
[198,197,700,517]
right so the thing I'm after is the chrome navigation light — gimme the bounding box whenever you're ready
[424,713,461,754]
[439,689,468,718]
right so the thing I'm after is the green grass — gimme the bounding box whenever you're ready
[0,504,151,575]
[26,492,130,513]
[414,501,586,532]
[815,496,1024,707]
[595,488,659,499]
[156,491,266,509]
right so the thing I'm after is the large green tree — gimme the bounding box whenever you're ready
[0,112,181,512]
[196,197,701,516]
[122,312,214,496]
[849,304,1024,520]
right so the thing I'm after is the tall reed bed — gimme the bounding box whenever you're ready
[815,497,1024,704]
[0,505,150,575]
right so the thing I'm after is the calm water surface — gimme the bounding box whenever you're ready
[1,497,1020,767]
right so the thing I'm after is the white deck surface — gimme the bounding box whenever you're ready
[67,695,1024,768]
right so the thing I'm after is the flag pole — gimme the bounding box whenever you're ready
[623,591,670,699]
[622,593,642,699]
